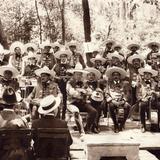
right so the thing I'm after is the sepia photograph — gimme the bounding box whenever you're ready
[0,0,160,159]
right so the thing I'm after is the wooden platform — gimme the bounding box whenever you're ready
[69,118,160,159]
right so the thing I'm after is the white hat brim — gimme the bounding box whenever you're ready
[38,96,61,115]
[10,41,24,54]
[24,43,38,52]
[127,44,140,50]
[90,57,106,64]
[138,68,158,77]
[105,67,127,79]
[104,40,115,45]
[67,69,89,74]
[107,53,124,62]
[0,66,19,78]
[127,54,144,64]
[84,67,101,79]
[54,50,72,59]
[35,68,55,77]
[147,42,160,49]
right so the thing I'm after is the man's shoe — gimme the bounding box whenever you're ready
[141,126,146,133]
[92,127,99,134]
[114,126,119,133]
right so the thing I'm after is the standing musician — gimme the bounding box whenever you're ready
[39,41,56,69]
[137,65,159,132]
[146,41,160,65]
[105,67,131,133]
[67,63,98,134]
[127,54,144,105]
[9,41,25,73]
[84,67,103,133]
[27,66,61,120]
[53,49,72,119]
[67,40,86,68]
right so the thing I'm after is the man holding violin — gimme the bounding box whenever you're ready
[67,63,98,134]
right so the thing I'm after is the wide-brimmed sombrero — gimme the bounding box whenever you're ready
[35,66,55,77]
[138,64,158,77]
[67,62,89,74]
[84,67,101,79]
[40,40,52,49]
[67,40,78,48]
[105,66,127,79]
[54,49,72,59]
[104,40,115,45]
[127,54,144,64]
[90,54,106,64]
[38,95,61,115]
[52,42,62,49]
[23,51,37,60]
[10,41,24,54]
[107,51,124,62]
[147,42,160,49]
[127,43,140,50]
[0,64,19,78]
[24,43,38,52]
[112,44,122,50]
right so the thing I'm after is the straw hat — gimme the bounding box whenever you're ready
[90,54,106,64]
[127,54,144,64]
[147,42,160,49]
[67,40,78,48]
[35,66,55,77]
[10,41,24,54]
[138,64,158,77]
[23,51,37,60]
[104,39,115,45]
[54,49,72,59]
[105,66,127,79]
[38,95,61,115]
[84,67,101,79]
[127,43,140,50]
[107,51,124,62]
[40,40,52,49]
[24,43,38,52]
[67,62,89,74]
[112,44,122,50]
[52,41,62,49]
[0,64,19,78]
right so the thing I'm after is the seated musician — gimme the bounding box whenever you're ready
[67,63,98,134]
[0,87,31,160]
[138,64,159,132]
[105,67,131,133]
[27,66,61,120]
[84,67,103,133]
[32,95,73,158]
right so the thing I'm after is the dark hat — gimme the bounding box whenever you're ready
[1,87,17,105]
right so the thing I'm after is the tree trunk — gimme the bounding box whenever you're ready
[0,19,8,49]
[82,0,91,42]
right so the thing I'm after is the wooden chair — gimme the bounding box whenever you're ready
[33,128,71,160]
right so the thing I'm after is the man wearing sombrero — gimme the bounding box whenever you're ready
[127,54,144,105]
[0,64,20,92]
[105,66,131,133]
[103,40,115,59]
[9,41,24,73]
[32,95,72,157]
[67,40,86,68]
[107,51,125,68]
[90,54,106,75]
[28,66,61,119]
[39,41,56,69]
[53,49,72,119]
[146,41,160,65]
[137,64,160,132]
[67,63,98,134]
[84,67,103,133]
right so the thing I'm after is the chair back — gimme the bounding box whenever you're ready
[34,128,70,160]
